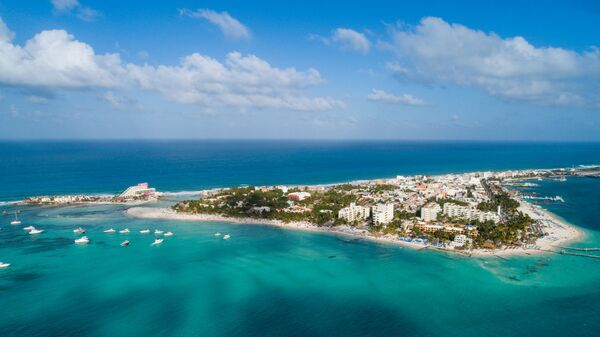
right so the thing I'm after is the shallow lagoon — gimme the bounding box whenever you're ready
[1,177,600,337]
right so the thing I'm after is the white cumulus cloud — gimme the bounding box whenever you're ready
[0,17,340,111]
[332,28,370,53]
[367,89,425,106]
[385,17,600,107]
[311,28,370,53]
[126,52,342,110]
[179,8,250,40]
[0,22,124,88]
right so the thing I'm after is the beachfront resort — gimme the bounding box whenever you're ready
[164,168,585,254]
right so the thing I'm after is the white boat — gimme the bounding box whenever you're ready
[151,238,164,246]
[163,232,173,237]
[10,213,21,225]
[0,262,10,268]
[23,226,36,231]
[154,230,163,235]
[74,236,90,244]
[104,228,116,233]
[223,234,231,240]
[29,229,43,234]
[214,232,222,236]
[73,227,86,234]
[120,240,130,247]
[119,228,130,234]
[140,229,150,234]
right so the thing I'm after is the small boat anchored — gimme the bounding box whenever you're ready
[214,232,222,236]
[154,230,163,235]
[163,232,173,237]
[0,262,10,268]
[10,213,21,225]
[104,228,116,234]
[223,234,231,240]
[140,229,150,234]
[23,225,36,231]
[29,228,44,235]
[120,240,130,247]
[119,228,130,234]
[151,238,164,246]
[73,227,86,234]
[75,236,90,244]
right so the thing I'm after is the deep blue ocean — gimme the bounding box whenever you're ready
[1,141,600,337]
[1,140,600,202]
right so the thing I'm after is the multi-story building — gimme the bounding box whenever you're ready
[420,203,441,222]
[451,234,472,247]
[372,203,394,225]
[338,203,370,222]
[119,182,156,198]
[443,203,499,223]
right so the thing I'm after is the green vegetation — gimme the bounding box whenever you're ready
[370,184,396,194]
[173,186,357,226]
[435,197,469,207]
[477,191,519,212]
[430,230,455,243]
[172,182,538,249]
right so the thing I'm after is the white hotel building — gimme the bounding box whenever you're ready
[443,203,500,223]
[420,203,442,222]
[372,203,394,225]
[338,203,371,222]
[119,182,156,198]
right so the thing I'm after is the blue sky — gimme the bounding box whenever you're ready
[0,0,599,140]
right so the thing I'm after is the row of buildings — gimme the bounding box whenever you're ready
[338,202,394,225]
[419,202,500,223]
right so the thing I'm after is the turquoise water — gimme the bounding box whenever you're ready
[1,142,600,336]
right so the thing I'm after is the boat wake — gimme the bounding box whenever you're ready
[0,200,23,206]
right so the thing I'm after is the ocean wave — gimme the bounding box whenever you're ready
[0,200,23,206]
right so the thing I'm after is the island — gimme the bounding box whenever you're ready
[24,182,160,205]
[127,167,590,256]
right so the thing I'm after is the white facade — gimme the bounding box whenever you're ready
[119,182,156,198]
[420,203,441,222]
[443,203,499,223]
[338,203,370,222]
[372,203,394,225]
[451,234,472,247]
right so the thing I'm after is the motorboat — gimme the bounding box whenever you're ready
[154,230,163,235]
[120,240,130,247]
[23,226,36,231]
[0,262,10,268]
[119,228,130,234]
[163,232,173,237]
[151,238,164,246]
[73,227,86,234]
[104,228,116,233]
[214,232,222,236]
[74,236,90,244]
[139,229,150,234]
[29,229,44,234]
[10,213,21,225]
[223,234,231,240]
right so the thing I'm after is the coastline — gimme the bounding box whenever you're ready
[126,199,583,257]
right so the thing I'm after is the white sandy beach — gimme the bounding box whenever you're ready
[126,201,583,257]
